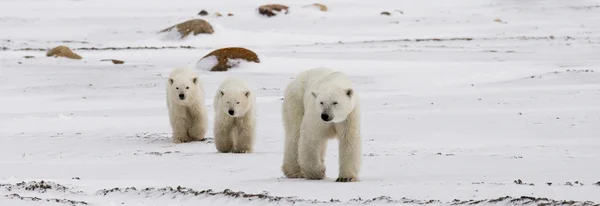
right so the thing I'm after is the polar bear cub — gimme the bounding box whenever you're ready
[213,77,256,153]
[166,67,208,143]
[282,68,362,182]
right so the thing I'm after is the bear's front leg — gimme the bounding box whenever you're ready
[214,115,233,153]
[298,128,328,180]
[170,116,192,143]
[232,115,255,153]
[189,118,207,142]
[186,106,207,141]
[335,118,362,182]
[282,126,303,178]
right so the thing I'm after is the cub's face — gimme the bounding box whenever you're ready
[312,87,355,123]
[218,90,251,117]
[169,77,198,106]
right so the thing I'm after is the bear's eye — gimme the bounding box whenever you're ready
[320,102,323,105]
[236,102,240,104]
[186,87,189,89]
[176,87,179,90]
[226,101,230,104]
[333,102,338,105]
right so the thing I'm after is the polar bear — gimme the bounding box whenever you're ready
[281,68,362,182]
[213,77,256,153]
[166,67,208,143]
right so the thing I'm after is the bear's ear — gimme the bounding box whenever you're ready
[169,78,174,85]
[220,90,224,96]
[346,89,353,98]
[244,91,250,97]
[192,77,198,84]
[311,91,317,98]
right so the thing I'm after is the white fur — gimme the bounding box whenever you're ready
[281,68,362,182]
[166,67,208,143]
[213,77,256,153]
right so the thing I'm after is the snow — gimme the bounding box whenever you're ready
[1,0,600,205]
[196,55,219,71]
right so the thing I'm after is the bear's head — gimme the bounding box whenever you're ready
[312,87,356,123]
[168,76,199,106]
[217,89,252,117]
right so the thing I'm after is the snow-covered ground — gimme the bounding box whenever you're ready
[1,0,600,205]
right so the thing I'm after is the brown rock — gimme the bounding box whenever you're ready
[198,47,260,72]
[380,11,391,16]
[227,13,234,17]
[46,46,82,60]
[101,59,125,64]
[159,19,214,39]
[258,4,289,17]
[304,3,328,11]
[198,10,209,16]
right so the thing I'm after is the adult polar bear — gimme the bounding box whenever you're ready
[282,68,362,182]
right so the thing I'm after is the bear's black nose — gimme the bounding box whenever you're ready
[321,113,331,122]
[228,110,235,115]
[178,94,185,100]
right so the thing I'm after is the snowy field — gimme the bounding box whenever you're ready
[1,0,600,205]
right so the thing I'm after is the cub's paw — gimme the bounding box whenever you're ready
[192,137,207,142]
[232,149,251,153]
[173,136,196,144]
[172,138,184,144]
[335,177,358,182]
[283,171,305,178]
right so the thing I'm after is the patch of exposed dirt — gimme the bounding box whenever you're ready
[94,186,598,206]
[16,45,201,51]
[100,59,124,64]
[124,132,214,144]
[513,179,535,186]
[4,193,88,206]
[0,181,80,194]
[525,69,595,79]
[5,35,593,52]
[139,151,181,156]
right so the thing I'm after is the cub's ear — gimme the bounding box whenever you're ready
[192,77,198,84]
[311,91,317,98]
[245,91,250,97]
[220,90,224,96]
[169,78,174,85]
[346,89,353,98]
